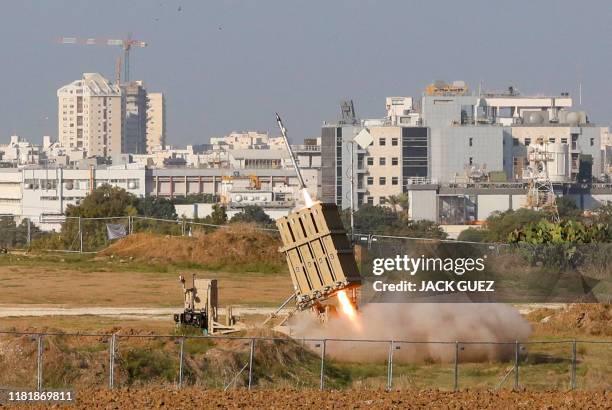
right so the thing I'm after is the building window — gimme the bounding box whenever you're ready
[561,138,568,144]
[469,137,473,147]
[391,157,398,166]
[590,138,594,146]
[367,157,373,166]
[469,157,473,165]
[549,138,556,143]
[513,138,519,146]
[379,177,386,185]
[367,197,374,205]
[392,177,399,185]
[379,157,386,166]
[391,138,398,146]
[367,177,373,185]
[525,138,531,146]
[379,138,386,146]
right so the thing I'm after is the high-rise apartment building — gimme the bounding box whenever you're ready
[146,92,166,153]
[57,73,122,157]
[122,81,148,154]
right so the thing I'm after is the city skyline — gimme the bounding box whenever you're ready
[0,0,610,146]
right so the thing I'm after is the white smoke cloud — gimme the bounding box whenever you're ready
[290,303,532,363]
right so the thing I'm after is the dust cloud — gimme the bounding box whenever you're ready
[291,303,532,363]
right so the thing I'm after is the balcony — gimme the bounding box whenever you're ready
[291,145,320,152]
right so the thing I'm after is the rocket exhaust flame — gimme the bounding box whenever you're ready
[302,188,315,208]
[337,290,361,328]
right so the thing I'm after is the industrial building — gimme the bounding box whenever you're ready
[407,182,612,228]
[4,79,611,234]
[321,82,610,222]
[0,164,316,228]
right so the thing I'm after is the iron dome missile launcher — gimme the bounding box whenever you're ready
[276,201,362,311]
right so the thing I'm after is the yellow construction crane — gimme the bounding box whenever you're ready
[57,34,147,84]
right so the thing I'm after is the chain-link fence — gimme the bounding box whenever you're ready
[0,215,279,254]
[0,332,609,391]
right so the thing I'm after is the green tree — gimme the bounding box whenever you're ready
[386,193,409,215]
[342,205,446,239]
[230,205,275,227]
[201,204,228,226]
[0,217,42,248]
[556,196,582,220]
[136,196,177,220]
[59,185,138,251]
[0,217,18,248]
[342,205,399,233]
[65,184,138,218]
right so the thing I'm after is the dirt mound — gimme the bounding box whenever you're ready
[528,303,612,336]
[22,388,611,409]
[100,223,285,271]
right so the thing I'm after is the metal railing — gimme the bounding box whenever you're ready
[0,331,609,391]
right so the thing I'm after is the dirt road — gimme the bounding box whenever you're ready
[0,305,289,319]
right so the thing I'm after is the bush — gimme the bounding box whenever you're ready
[342,205,447,239]
[230,205,275,228]
[456,228,489,242]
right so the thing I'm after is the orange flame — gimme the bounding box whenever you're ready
[337,290,357,319]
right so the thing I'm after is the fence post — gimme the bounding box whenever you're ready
[109,334,116,389]
[247,338,254,390]
[319,339,326,391]
[27,218,31,247]
[514,340,519,390]
[128,216,132,235]
[387,340,394,391]
[571,340,577,390]
[36,334,43,392]
[78,217,83,253]
[178,337,185,388]
[454,341,459,391]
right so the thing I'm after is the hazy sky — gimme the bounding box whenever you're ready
[0,1,610,145]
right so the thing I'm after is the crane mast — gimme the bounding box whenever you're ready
[57,35,147,83]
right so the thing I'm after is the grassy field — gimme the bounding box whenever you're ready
[0,252,609,392]
[0,252,292,308]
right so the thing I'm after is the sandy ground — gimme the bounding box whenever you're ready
[14,388,611,409]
